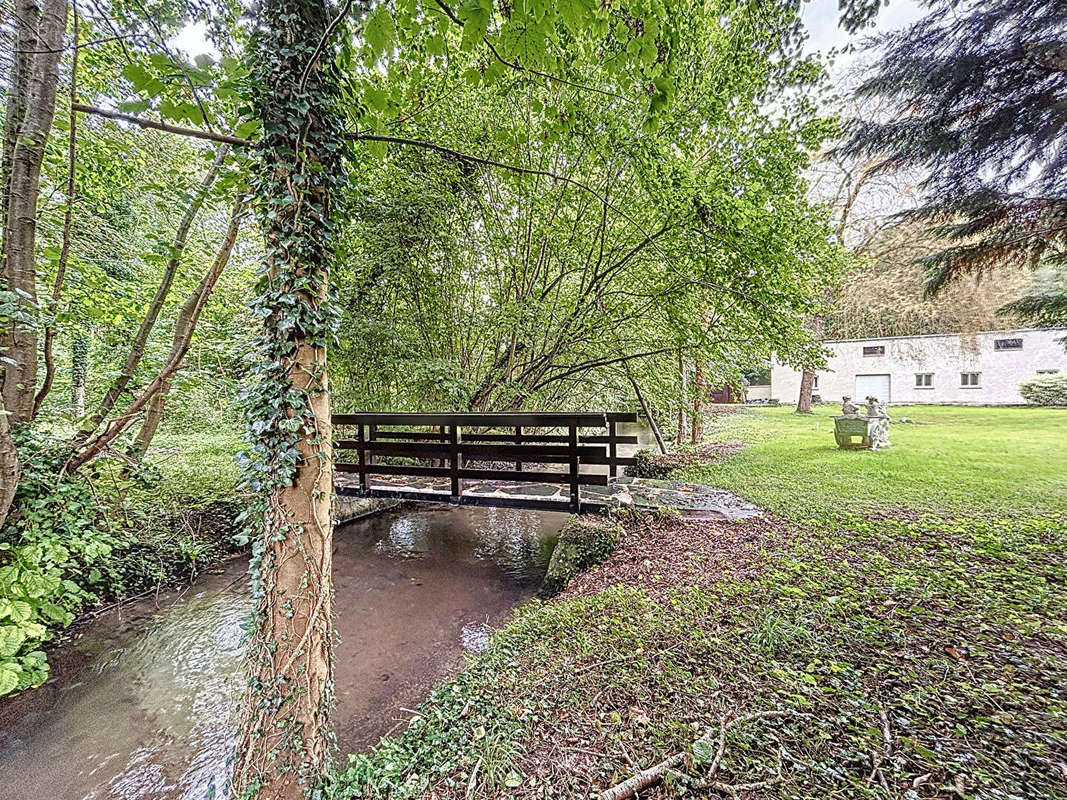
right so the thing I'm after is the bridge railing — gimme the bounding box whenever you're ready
[332,412,638,512]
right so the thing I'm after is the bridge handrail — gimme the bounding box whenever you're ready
[332,410,639,512]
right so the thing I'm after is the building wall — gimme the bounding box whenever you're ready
[746,384,772,401]
[771,329,1067,406]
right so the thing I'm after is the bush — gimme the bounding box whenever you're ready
[1019,374,1067,406]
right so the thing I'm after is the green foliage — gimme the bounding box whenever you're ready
[333,0,839,415]
[625,448,674,479]
[0,431,121,695]
[0,427,243,698]
[1019,374,1067,407]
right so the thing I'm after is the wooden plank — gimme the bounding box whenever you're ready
[580,434,639,445]
[605,412,639,423]
[568,423,579,511]
[332,412,611,427]
[457,469,607,486]
[336,464,453,478]
[356,424,366,489]
[608,418,617,478]
[449,424,460,498]
[335,439,449,457]
[458,442,606,460]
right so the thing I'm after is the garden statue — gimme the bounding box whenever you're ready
[834,396,891,450]
[841,396,861,417]
[864,396,889,419]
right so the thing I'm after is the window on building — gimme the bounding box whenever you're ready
[862,345,885,357]
[915,373,933,388]
[1037,369,1060,375]
[813,375,819,389]
[994,338,1023,351]
[961,372,981,387]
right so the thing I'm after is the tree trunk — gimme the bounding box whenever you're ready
[690,361,706,444]
[795,370,816,413]
[0,396,18,530]
[675,351,687,447]
[0,0,67,423]
[76,143,228,440]
[795,316,825,414]
[33,0,79,418]
[628,374,667,454]
[128,196,244,463]
[232,0,344,794]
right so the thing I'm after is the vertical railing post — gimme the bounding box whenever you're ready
[357,423,367,491]
[568,422,579,512]
[368,423,377,467]
[449,423,460,499]
[515,425,522,472]
[608,418,618,479]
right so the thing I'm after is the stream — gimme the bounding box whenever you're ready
[0,505,566,800]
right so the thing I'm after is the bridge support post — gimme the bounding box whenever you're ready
[608,419,618,478]
[568,423,579,512]
[515,425,522,472]
[449,424,460,499]
[356,423,367,490]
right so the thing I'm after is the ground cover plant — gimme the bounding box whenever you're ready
[328,406,1067,799]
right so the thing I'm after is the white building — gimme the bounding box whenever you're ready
[769,328,1067,406]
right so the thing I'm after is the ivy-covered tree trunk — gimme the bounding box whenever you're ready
[233,0,346,795]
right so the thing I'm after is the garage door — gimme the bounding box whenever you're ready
[855,374,891,403]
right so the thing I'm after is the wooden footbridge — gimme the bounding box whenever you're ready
[332,412,640,513]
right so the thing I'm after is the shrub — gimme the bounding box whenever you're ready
[1019,374,1067,406]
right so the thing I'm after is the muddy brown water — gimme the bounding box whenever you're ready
[0,505,566,800]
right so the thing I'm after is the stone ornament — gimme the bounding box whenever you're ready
[834,396,891,450]
[841,396,861,417]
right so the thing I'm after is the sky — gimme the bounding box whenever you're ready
[801,0,924,77]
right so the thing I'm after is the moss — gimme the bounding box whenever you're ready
[538,515,622,598]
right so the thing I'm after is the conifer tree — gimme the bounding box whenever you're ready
[839,0,1067,328]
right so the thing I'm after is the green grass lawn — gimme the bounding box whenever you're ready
[679,405,1067,517]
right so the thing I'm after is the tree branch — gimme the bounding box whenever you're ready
[72,102,249,144]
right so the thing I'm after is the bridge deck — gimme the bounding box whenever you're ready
[334,473,761,521]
